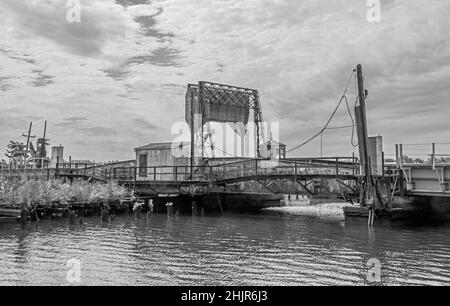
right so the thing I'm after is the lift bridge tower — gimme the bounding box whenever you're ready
[185,82,266,177]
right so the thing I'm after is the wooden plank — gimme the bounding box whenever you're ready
[0,208,21,217]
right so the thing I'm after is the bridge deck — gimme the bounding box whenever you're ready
[0,158,360,195]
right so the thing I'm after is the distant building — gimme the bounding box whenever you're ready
[49,145,96,169]
[50,146,64,167]
[368,136,383,176]
[260,140,287,160]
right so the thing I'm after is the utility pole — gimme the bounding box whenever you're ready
[22,122,36,168]
[22,122,36,153]
[37,121,49,168]
[189,85,195,179]
[354,64,373,206]
[43,120,47,140]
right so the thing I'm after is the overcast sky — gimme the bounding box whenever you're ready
[1,0,449,161]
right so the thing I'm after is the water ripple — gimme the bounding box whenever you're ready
[0,204,449,286]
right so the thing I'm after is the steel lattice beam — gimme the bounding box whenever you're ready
[186,81,266,161]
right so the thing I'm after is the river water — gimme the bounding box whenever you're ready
[0,203,449,286]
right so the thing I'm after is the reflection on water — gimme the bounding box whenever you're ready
[0,203,449,286]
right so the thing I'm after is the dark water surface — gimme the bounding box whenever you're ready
[0,203,449,286]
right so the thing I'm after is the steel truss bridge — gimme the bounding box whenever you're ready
[1,156,449,203]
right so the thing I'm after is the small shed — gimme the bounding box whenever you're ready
[134,142,190,181]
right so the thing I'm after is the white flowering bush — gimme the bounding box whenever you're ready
[0,178,132,207]
[0,178,19,206]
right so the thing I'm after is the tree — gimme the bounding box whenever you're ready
[35,138,50,168]
[5,141,27,167]
[402,155,414,164]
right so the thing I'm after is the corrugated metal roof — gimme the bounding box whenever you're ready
[265,140,286,147]
[134,142,174,151]
[135,142,192,151]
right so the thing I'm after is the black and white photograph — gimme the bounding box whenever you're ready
[0,0,449,291]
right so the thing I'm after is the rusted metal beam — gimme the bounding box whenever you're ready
[296,179,314,195]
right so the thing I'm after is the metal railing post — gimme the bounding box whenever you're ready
[432,142,436,170]
[395,144,399,167]
[336,157,339,177]
[399,144,403,166]
[352,153,355,176]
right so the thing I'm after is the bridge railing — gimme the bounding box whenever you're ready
[1,157,360,183]
[73,166,197,182]
[207,157,358,182]
[394,143,450,166]
[63,157,360,183]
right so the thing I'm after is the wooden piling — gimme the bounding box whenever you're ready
[69,210,77,224]
[20,207,29,224]
[192,201,198,216]
[101,208,110,223]
[166,202,174,217]
[148,199,154,213]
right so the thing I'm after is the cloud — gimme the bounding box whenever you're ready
[0,0,449,161]
[133,117,158,130]
[0,0,140,58]
[31,69,54,87]
[127,47,183,67]
[80,126,116,136]
[55,116,88,127]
